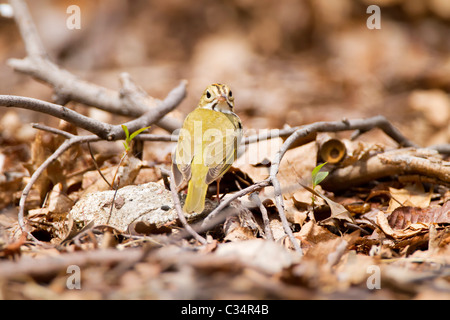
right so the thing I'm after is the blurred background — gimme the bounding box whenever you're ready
[0,0,449,147]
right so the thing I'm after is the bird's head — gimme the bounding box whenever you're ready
[198,83,234,113]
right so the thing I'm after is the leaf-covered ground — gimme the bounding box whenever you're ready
[0,0,449,300]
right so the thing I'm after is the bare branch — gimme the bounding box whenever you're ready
[270,116,417,178]
[269,175,302,254]
[116,80,187,140]
[249,193,273,241]
[0,95,112,138]
[32,123,74,139]
[7,0,182,132]
[321,149,450,191]
[8,0,47,58]
[0,80,186,140]
[201,179,271,229]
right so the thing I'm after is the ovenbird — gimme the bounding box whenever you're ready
[172,83,242,213]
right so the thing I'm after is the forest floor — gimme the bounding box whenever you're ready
[0,0,449,300]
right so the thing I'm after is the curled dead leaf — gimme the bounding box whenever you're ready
[388,201,450,230]
[377,211,430,240]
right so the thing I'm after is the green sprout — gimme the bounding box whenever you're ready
[311,162,329,189]
[311,162,329,207]
[121,125,151,152]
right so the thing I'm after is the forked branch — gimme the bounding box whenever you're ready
[7,0,182,132]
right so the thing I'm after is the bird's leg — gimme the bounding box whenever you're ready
[216,177,222,203]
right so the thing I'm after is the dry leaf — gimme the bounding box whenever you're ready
[235,132,284,182]
[302,183,355,225]
[388,201,450,229]
[277,141,318,202]
[294,220,338,250]
[223,215,257,242]
[377,211,427,239]
[47,183,74,214]
[387,183,431,213]
[82,155,143,195]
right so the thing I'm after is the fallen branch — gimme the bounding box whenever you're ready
[7,0,182,132]
[0,80,186,141]
[379,151,450,182]
[270,116,418,175]
[321,148,450,191]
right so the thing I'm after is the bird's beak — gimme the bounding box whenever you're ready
[216,95,226,103]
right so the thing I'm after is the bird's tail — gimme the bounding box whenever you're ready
[183,179,208,213]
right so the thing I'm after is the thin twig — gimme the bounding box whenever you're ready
[243,126,301,145]
[86,142,112,189]
[18,135,101,234]
[269,175,302,254]
[201,179,271,229]
[249,193,273,241]
[111,153,128,190]
[135,133,178,142]
[106,182,120,225]
[31,123,74,139]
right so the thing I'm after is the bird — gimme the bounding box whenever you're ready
[172,83,242,213]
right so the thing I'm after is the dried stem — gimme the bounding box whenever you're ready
[86,142,113,189]
[249,193,273,241]
[201,179,271,229]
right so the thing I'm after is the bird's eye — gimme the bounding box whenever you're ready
[206,91,211,99]
[229,91,233,98]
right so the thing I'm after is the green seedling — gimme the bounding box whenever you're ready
[312,162,329,189]
[122,125,151,152]
[311,162,328,207]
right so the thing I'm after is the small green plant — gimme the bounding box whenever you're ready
[311,162,329,189]
[311,162,329,207]
[104,124,150,224]
[121,125,151,152]
[111,124,150,188]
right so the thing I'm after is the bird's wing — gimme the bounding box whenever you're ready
[204,119,242,185]
[172,126,194,187]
